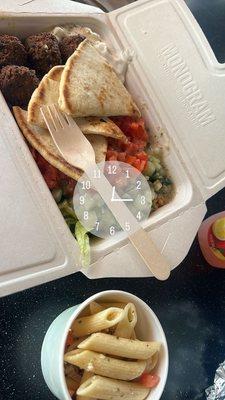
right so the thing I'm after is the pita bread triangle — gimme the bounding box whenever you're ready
[58,39,140,118]
[28,66,64,128]
[27,65,126,141]
[13,107,107,181]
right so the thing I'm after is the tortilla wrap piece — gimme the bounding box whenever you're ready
[27,65,126,141]
[58,39,140,118]
[13,107,107,181]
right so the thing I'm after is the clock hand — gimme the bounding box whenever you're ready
[121,198,133,202]
[111,185,116,202]
[111,186,133,202]
[113,198,134,202]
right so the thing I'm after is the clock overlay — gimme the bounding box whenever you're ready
[73,161,152,239]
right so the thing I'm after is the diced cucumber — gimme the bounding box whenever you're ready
[161,177,172,186]
[153,180,163,192]
[144,161,156,177]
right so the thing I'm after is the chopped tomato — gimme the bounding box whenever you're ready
[111,116,148,142]
[126,155,137,164]
[60,176,76,197]
[107,150,117,159]
[34,153,59,190]
[117,152,126,162]
[29,146,76,195]
[66,330,74,347]
[139,373,160,388]
[68,389,75,397]
[133,158,146,171]
[107,117,149,172]
[107,149,118,161]
[137,152,148,161]
[42,165,59,190]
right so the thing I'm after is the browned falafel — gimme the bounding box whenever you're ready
[0,65,39,107]
[25,32,62,76]
[59,34,86,62]
[0,35,27,67]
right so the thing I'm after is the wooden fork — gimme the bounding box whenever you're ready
[41,105,170,280]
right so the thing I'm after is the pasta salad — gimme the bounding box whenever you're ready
[64,301,161,400]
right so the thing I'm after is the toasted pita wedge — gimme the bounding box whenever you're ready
[59,39,140,118]
[46,65,64,81]
[28,66,64,128]
[28,66,126,141]
[13,107,107,181]
[75,117,127,141]
[53,25,101,45]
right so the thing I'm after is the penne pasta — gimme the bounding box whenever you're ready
[67,336,88,352]
[64,349,146,381]
[131,329,137,340]
[99,302,126,309]
[145,351,159,372]
[76,371,94,400]
[64,301,162,398]
[89,301,104,315]
[114,303,137,339]
[76,375,150,400]
[71,307,123,337]
[78,332,161,360]
[78,306,91,318]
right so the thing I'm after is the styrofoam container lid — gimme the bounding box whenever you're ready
[0,0,224,295]
[109,0,225,199]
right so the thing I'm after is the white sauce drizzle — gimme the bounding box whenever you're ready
[51,25,133,82]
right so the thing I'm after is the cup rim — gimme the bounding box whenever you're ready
[55,290,169,400]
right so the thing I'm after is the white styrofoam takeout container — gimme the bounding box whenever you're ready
[0,0,225,296]
[41,290,168,400]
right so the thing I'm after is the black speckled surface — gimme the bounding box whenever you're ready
[1,1,225,400]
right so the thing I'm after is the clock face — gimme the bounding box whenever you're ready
[73,161,152,239]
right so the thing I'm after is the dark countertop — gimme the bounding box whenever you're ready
[1,1,225,400]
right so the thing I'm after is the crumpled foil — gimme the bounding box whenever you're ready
[206,361,225,400]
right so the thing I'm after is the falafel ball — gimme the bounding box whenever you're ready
[59,34,86,62]
[0,35,27,67]
[25,32,62,76]
[0,65,39,107]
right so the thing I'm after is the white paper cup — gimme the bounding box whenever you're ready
[41,290,169,400]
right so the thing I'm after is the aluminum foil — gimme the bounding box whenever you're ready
[206,361,225,400]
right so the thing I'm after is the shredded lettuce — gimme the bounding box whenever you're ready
[57,199,90,268]
[58,200,77,219]
[75,221,90,268]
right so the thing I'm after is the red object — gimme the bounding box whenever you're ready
[198,212,225,268]
[139,373,160,388]
[66,330,74,347]
[208,225,225,251]
[31,147,75,195]
[107,117,149,172]
[112,116,148,141]
[68,389,75,397]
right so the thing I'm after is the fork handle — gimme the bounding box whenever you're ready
[129,228,170,280]
[85,164,170,280]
